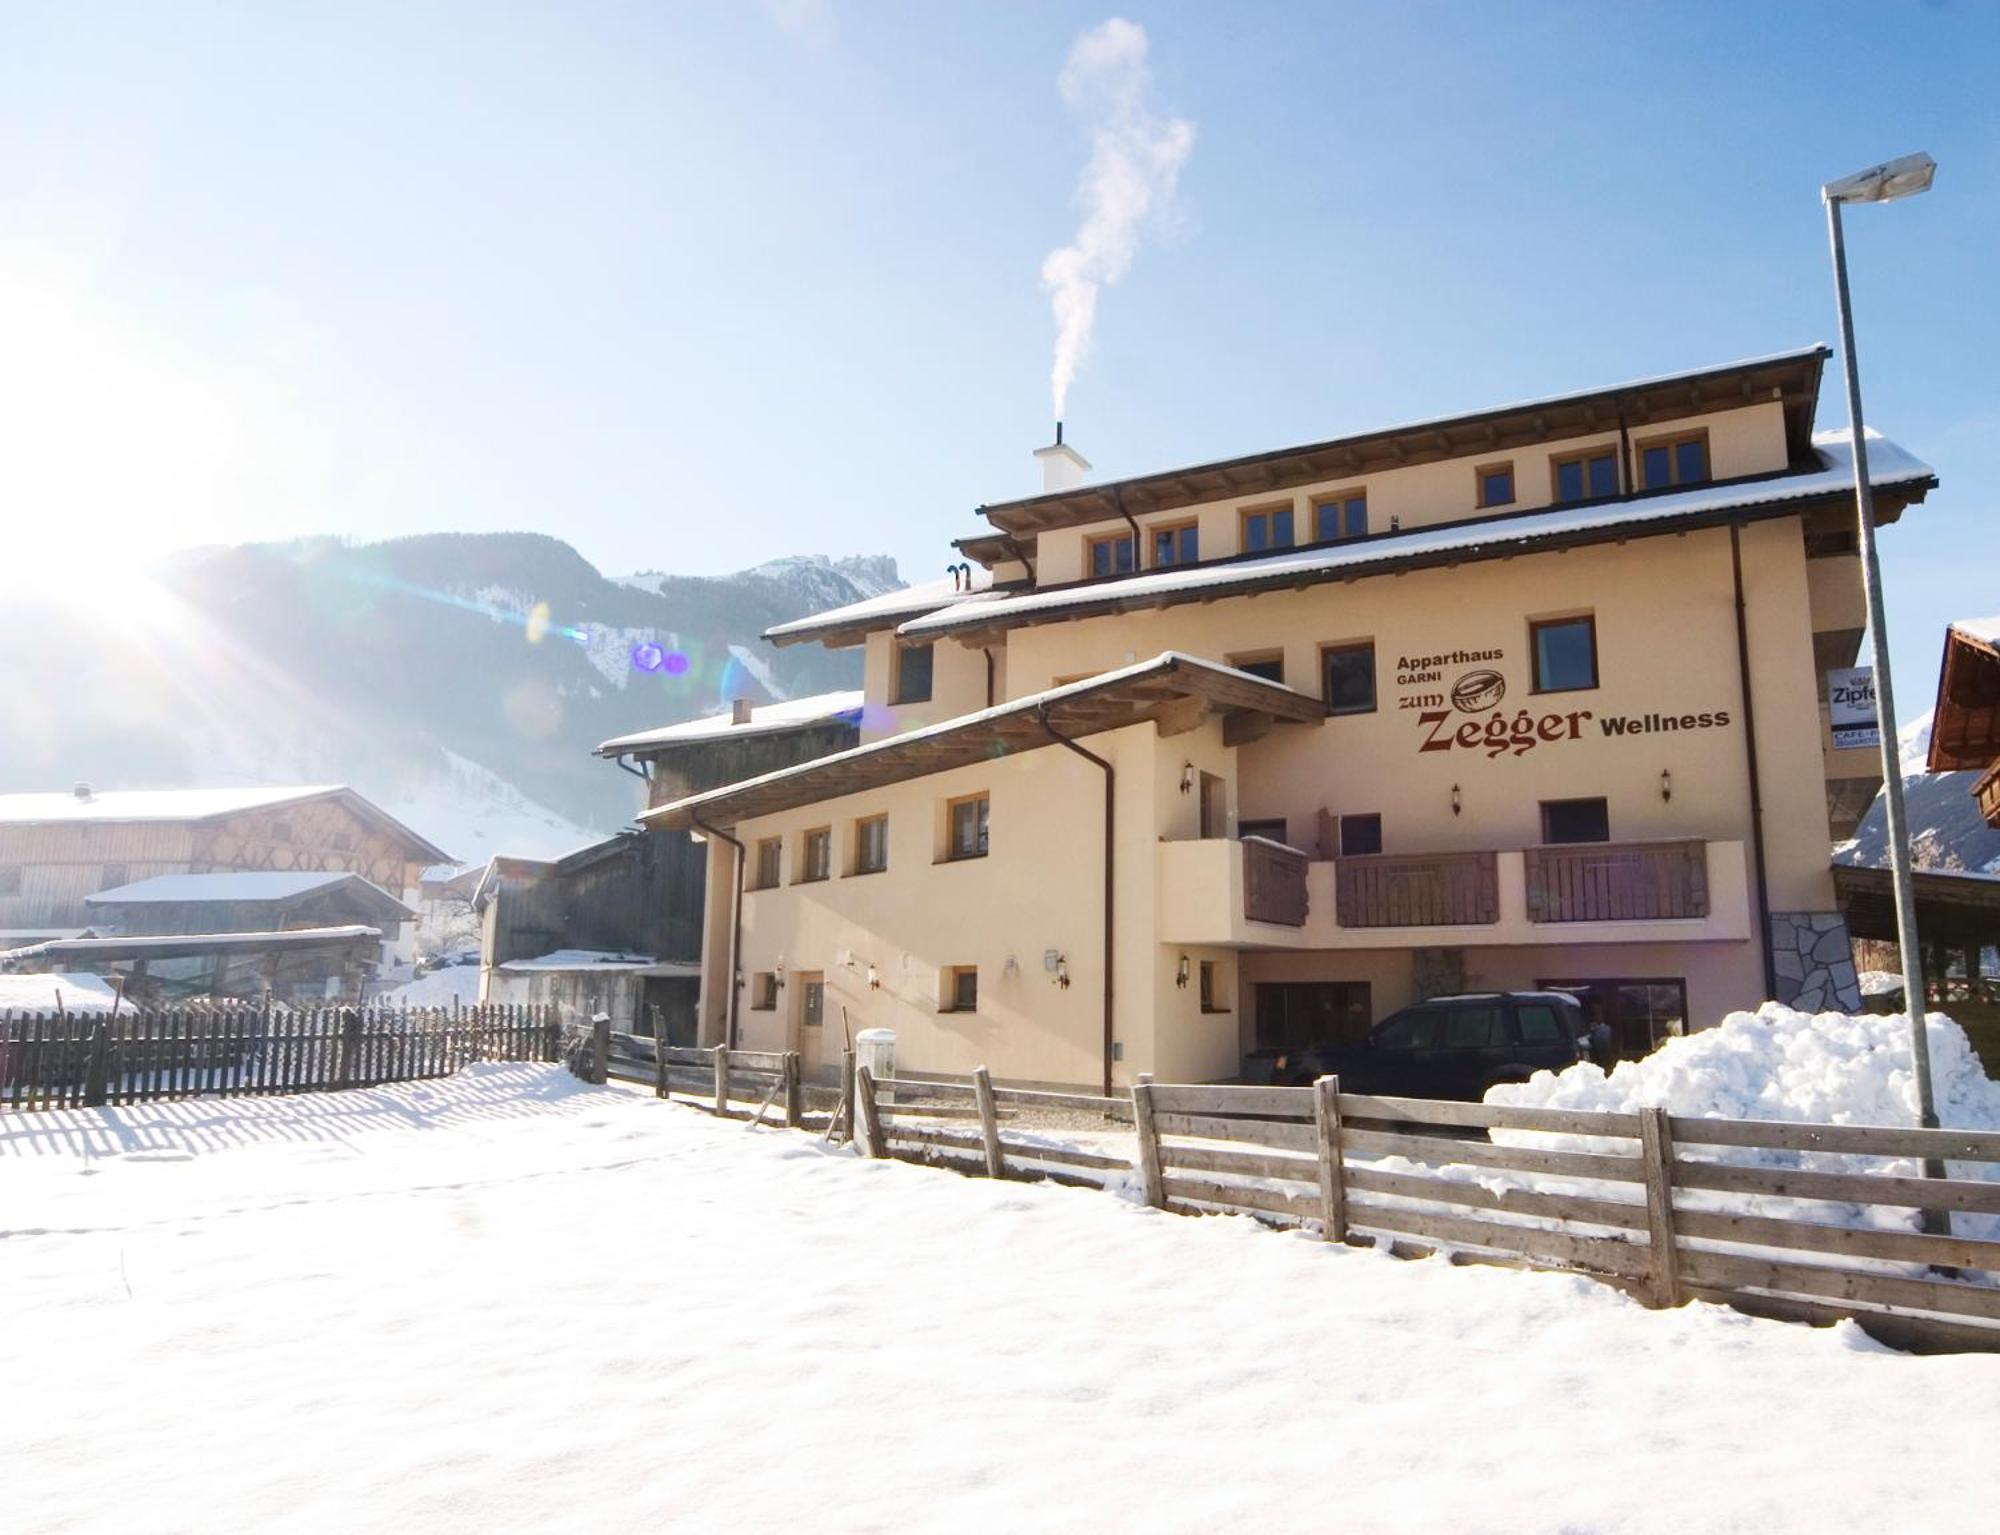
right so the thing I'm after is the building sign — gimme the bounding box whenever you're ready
[1827,666,1880,751]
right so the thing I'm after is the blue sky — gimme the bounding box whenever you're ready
[2,2,1993,716]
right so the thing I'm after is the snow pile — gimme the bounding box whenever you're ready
[5,1067,1998,1532]
[0,971,123,1015]
[376,964,482,1008]
[1488,1004,2000,1243]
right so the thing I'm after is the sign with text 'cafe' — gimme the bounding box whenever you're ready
[1828,666,1881,751]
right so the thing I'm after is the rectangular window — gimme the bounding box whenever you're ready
[1637,430,1710,490]
[1227,652,1285,685]
[1087,533,1134,578]
[798,827,832,883]
[947,794,990,860]
[1239,817,1288,844]
[1240,504,1294,554]
[1150,520,1199,568]
[1321,641,1377,716]
[1312,491,1368,542]
[1551,447,1620,504]
[801,978,825,1029]
[892,643,934,705]
[1476,462,1515,508]
[1253,981,1372,1053]
[943,965,979,1012]
[1530,615,1599,693]
[751,973,778,1011]
[852,815,888,875]
[752,837,782,890]
[1199,960,1228,1013]
[1338,813,1383,857]
[1540,977,1688,1059]
[1540,797,1610,845]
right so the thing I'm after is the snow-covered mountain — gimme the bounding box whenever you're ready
[1840,710,2000,875]
[0,534,896,866]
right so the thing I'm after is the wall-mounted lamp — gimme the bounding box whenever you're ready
[1176,954,1191,990]
[774,959,786,988]
[866,964,881,991]
[1179,762,1195,795]
[1046,950,1069,989]
[1451,783,1462,817]
[1055,957,1070,990]
[1660,769,1673,804]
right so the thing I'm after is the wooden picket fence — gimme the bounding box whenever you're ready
[0,1002,561,1111]
[1129,1076,2000,1354]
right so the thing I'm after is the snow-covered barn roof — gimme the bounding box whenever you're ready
[901,431,1934,644]
[0,785,451,864]
[761,572,994,649]
[84,871,415,922]
[596,690,865,757]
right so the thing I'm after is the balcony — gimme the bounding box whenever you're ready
[1157,837,1750,951]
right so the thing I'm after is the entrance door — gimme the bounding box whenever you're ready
[795,973,828,1080]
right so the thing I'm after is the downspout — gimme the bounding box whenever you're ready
[1616,402,1634,496]
[612,752,650,785]
[1112,484,1143,570]
[1728,522,1779,1002]
[983,647,997,708]
[1037,704,1115,1097]
[690,811,746,1049]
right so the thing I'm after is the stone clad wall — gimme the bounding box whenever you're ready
[1770,911,1862,1013]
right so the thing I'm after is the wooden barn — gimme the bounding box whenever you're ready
[0,785,449,957]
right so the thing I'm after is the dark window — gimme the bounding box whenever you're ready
[1373,1007,1440,1052]
[1253,982,1371,1053]
[1313,492,1368,542]
[1442,1005,1505,1049]
[948,795,989,860]
[945,966,978,1012]
[1198,961,1226,1012]
[853,816,888,874]
[1478,464,1514,508]
[1638,432,1709,490]
[1242,506,1294,553]
[893,643,934,705]
[1515,1003,1565,1043]
[1530,615,1598,693]
[1541,978,1687,1058]
[1089,534,1134,577]
[1229,654,1285,685]
[1322,642,1377,715]
[1541,797,1610,845]
[799,828,832,882]
[754,838,781,890]
[1151,523,1198,567]
[1553,448,1619,504]
[1239,817,1288,844]
[1338,813,1382,857]
[751,973,778,1011]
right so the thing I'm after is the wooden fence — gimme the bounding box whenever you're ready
[1131,1075,2000,1353]
[851,1063,1133,1186]
[0,1003,561,1111]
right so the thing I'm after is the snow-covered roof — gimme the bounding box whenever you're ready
[0,971,125,1015]
[86,871,351,904]
[902,432,1932,641]
[596,690,865,756]
[496,949,700,977]
[644,652,1323,832]
[0,926,385,968]
[0,785,343,826]
[1949,616,2000,649]
[761,571,995,647]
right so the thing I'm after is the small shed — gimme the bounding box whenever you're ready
[84,871,415,939]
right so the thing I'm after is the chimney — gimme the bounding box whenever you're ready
[73,782,92,802]
[1033,420,1091,494]
[731,698,754,727]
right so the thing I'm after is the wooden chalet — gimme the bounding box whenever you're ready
[1928,618,2000,828]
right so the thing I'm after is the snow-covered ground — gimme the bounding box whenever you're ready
[375,962,484,1008]
[4,1065,1995,1533]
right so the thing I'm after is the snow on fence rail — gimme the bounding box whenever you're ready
[1130,1077,2000,1354]
[0,1003,561,1111]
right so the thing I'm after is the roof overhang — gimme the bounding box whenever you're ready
[1926,621,2000,773]
[973,347,1830,539]
[641,653,1325,832]
[1833,863,2000,946]
[0,925,385,971]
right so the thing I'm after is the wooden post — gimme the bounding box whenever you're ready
[543,1006,561,1063]
[713,1045,730,1116]
[840,1048,857,1145]
[783,1052,802,1129]
[854,1063,885,1158]
[1638,1106,1683,1309]
[1312,1074,1348,1244]
[1131,1072,1165,1209]
[655,1011,670,1100]
[82,1018,111,1109]
[336,1008,362,1090]
[590,1013,610,1085]
[972,1065,1005,1178]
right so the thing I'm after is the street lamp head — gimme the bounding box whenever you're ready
[1823,151,1936,206]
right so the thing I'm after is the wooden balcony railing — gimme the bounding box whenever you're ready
[1334,850,1498,928]
[1524,839,1709,923]
[1242,836,1309,927]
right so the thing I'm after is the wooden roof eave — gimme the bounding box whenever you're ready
[1926,626,2000,773]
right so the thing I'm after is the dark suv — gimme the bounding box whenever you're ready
[1273,991,1606,1100]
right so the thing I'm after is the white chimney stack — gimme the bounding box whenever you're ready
[1033,421,1090,494]
[731,698,754,726]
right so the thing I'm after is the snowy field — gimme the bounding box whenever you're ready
[4,1067,1996,1534]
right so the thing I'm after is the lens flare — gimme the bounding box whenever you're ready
[524,602,551,644]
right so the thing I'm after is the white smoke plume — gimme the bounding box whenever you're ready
[1040,18,1194,421]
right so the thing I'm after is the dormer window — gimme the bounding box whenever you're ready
[1087,533,1134,577]
[1151,521,1199,568]
[1552,447,1619,505]
[1240,504,1294,554]
[1312,491,1368,542]
[1477,462,1515,508]
[1637,430,1710,490]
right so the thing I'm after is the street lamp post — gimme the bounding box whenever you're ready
[1821,151,1938,1133]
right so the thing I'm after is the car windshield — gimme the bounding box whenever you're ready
[1372,1008,1439,1051]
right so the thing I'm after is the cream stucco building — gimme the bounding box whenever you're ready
[645,347,1936,1091]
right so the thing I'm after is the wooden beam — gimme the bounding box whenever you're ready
[1222,709,1273,748]
[1152,696,1210,738]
